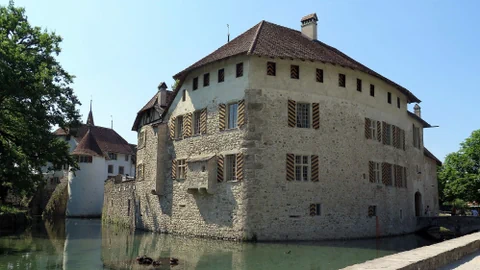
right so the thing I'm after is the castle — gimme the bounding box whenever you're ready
[103,13,441,241]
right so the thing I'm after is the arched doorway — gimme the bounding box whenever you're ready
[415,192,422,217]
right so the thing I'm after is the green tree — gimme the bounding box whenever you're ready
[0,1,80,202]
[438,129,480,204]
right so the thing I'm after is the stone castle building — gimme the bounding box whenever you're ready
[103,14,441,240]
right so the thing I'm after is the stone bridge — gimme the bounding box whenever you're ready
[417,216,480,235]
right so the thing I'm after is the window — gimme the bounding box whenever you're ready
[370,84,375,97]
[137,164,144,179]
[236,63,243,77]
[119,166,124,175]
[108,165,114,174]
[357,78,362,92]
[139,130,146,148]
[387,92,392,104]
[397,97,400,108]
[290,65,299,79]
[413,125,421,149]
[203,73,210,87]
[267,62,276,76]
[193,77,198,90]
[108,153,117,160]
[193,110,201,135]
[177,159,186,179]
[225,154,237,181]
[227,103,238,129]
[296,103,310,128]
[316,69,323,83]
[370,119,378,140]
[125,155,129,162]
[385,124,393,145]
[368,205,377,217]
[218,69,224,83]
[182,89,186,101]
[339,73,346,87]
[294,155,310,181]
[373,162,381,183]
[175,116,184,139]
[78,155,92,163]
[310,203,322,216]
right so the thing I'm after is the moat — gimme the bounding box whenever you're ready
[0,218,437,270]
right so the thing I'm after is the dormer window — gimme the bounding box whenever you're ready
[78,155,92,163]
[108,153,117,160]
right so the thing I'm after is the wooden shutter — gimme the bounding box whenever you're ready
[217,155,224,182]
[404,167,407,188]
[369,161,375,183]
[382,121,387,145]
[218,104,226,131]
[286,153,295,181]
[393,125,398,148]
[402,129,406,150]
[377,121,382,143]
[238,99,246,128]
[169,117,176,140]
[171,159,177,180]
[365,118,371,139]
[236,153,244,181]
[200,108,207,134]
[311,155,319,182]
[382,162,388,185]
[184,113,192,138]
[288,100,296,127]
[310,204,316,216]
[312,103,320,130]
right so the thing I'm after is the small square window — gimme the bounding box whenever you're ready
[339,73,346,87]
[357,78,362,92]
[225,154,237,181]
[203,73,210,87]
[290,65,299,79]
[267,62,276,76]
[316,69,323,83]
[193,77,198,90]
[218,69,224,83]
[108,165,114,174]
[368,205,377,217]
[236,63,243,77]
[370,84,375,97]
[119,166,124,175]
[387,92,392,104]
[397,97,400,108]
[182,89,186,102]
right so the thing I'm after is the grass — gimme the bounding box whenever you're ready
[0,204,26,215]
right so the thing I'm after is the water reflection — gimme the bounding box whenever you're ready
[0,219,436,270]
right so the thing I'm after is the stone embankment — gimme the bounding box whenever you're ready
[342,232,480,270]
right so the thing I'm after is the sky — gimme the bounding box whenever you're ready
[4,0,480,161]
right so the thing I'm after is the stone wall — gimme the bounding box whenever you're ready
[102,178,136,228]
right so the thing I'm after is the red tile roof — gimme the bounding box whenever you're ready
[173,20,420,103]
[55,124,134,156]
[71,129,103,157]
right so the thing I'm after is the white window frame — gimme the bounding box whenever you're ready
[227,103,238,129]
[294,155,310,181]
[176,116,184,139]
[177,159,186,179]
[370,120,378,140]
[193,110,201,135]
[373,162,381,184]
[225,154,237,181]
[296,103,311,128]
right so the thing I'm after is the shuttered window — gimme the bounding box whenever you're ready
[200,108,207,134]
[220,100,245,131]
[175,116,184,139]
[219,153,244,182]
[296,103,310,128]
[288,100,319,129]
[316,69,323,83]
[286,154,318,182]
[267,62,276,76]
[290,65,299,79]
[225,154,237,181]
[339,73,346,87]
[193,111,201,135]
[295,155,310,181]
[228,103,238,129]
[177,159,187,179]
[216,155,224,182]
[184,113,192,138]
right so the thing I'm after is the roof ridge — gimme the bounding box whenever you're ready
[247,20,265,55]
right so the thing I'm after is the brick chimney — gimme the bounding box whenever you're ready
[157,82,168,107]
[414,104,421,118]
[301,13,318,40]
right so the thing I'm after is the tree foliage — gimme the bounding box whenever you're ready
[0,1,81,202]
[438,129,480,204]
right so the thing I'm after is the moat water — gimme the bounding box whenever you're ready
[0,218,437,270]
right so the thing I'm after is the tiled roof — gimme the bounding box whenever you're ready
[408,111,431,128]
[71,129,103,157]
[132,90,174,131]
[173,20,420,103]
[54,124,134,155]
[424,147,442,166]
